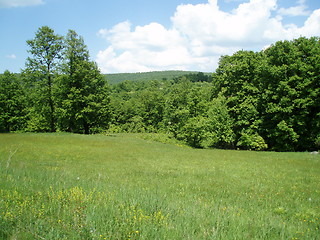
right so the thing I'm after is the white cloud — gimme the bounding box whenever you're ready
[278,0,310,17]
[172,0,278,46]
[278,6,309,17]
[96,0,320,73]
[0,0,44,8]
[96,21,203,73]
[300,9,320,36]
[224,0,245,2]
[6,54,17,59]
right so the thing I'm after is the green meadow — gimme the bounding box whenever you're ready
[0,133,319,239]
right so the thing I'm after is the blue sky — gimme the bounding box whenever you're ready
[1,0,320,73]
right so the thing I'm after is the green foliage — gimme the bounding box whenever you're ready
[183,72,212,83]
[260,37,320,151]
[108,80,166,133]
[178,116,213,148]
[176,94,235,149]
[214,37,320,151]
[236,129,268,151]
[135,132,186,146]
[0,71,27,132]
[56,30,110,134]
[2,33,320,151]
[207,95,235,148]
[107,37,319,151]
[315,135,320,149]
[21,27,110,134]
[162,79,192,136]
[23,26,64,132]
[214,50,264,150]
[105,71,208,84]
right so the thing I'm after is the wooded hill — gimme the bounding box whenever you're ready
[104,71,212,85]
[0,26,319,151]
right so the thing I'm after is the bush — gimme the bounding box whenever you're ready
[177,116,216,148]
[237,129,268,150]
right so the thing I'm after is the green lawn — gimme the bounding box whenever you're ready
[0,133,319,239]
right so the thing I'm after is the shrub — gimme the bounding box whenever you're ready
[237,129,268,150]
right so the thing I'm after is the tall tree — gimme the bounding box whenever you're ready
[24,26,63,132]
[0,71,26,132]
[260,37,320,151]
[214,50,267,150]
[57,30,110,134]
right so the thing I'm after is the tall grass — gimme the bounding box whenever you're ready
[0,133,319,239]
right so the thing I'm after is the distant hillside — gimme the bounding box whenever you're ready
[104,70,212,84]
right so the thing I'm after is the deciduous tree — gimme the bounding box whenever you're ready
[24,26,63,132]
[0,71,26,132]
[56,30,110,134]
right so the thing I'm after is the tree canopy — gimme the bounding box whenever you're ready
[14,26,110,134]
[0,27,319,151]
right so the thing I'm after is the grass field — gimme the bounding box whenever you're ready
[0,133,319,239]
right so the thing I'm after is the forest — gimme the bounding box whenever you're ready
[0,26,319,151]
[104,71,211,85]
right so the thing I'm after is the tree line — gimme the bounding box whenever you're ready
[105,71,211,85]
[0,26,319,151]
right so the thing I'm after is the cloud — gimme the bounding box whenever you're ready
[300,9,320,36]
[277,0,310,17]
[172,0,278,46]
[97,21,205,73]
[96,0,320,73]
[0,0,44,8]
[224,0,245,2]
[6,54,17,59]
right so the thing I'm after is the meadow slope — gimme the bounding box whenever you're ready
[0,133,319,239]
